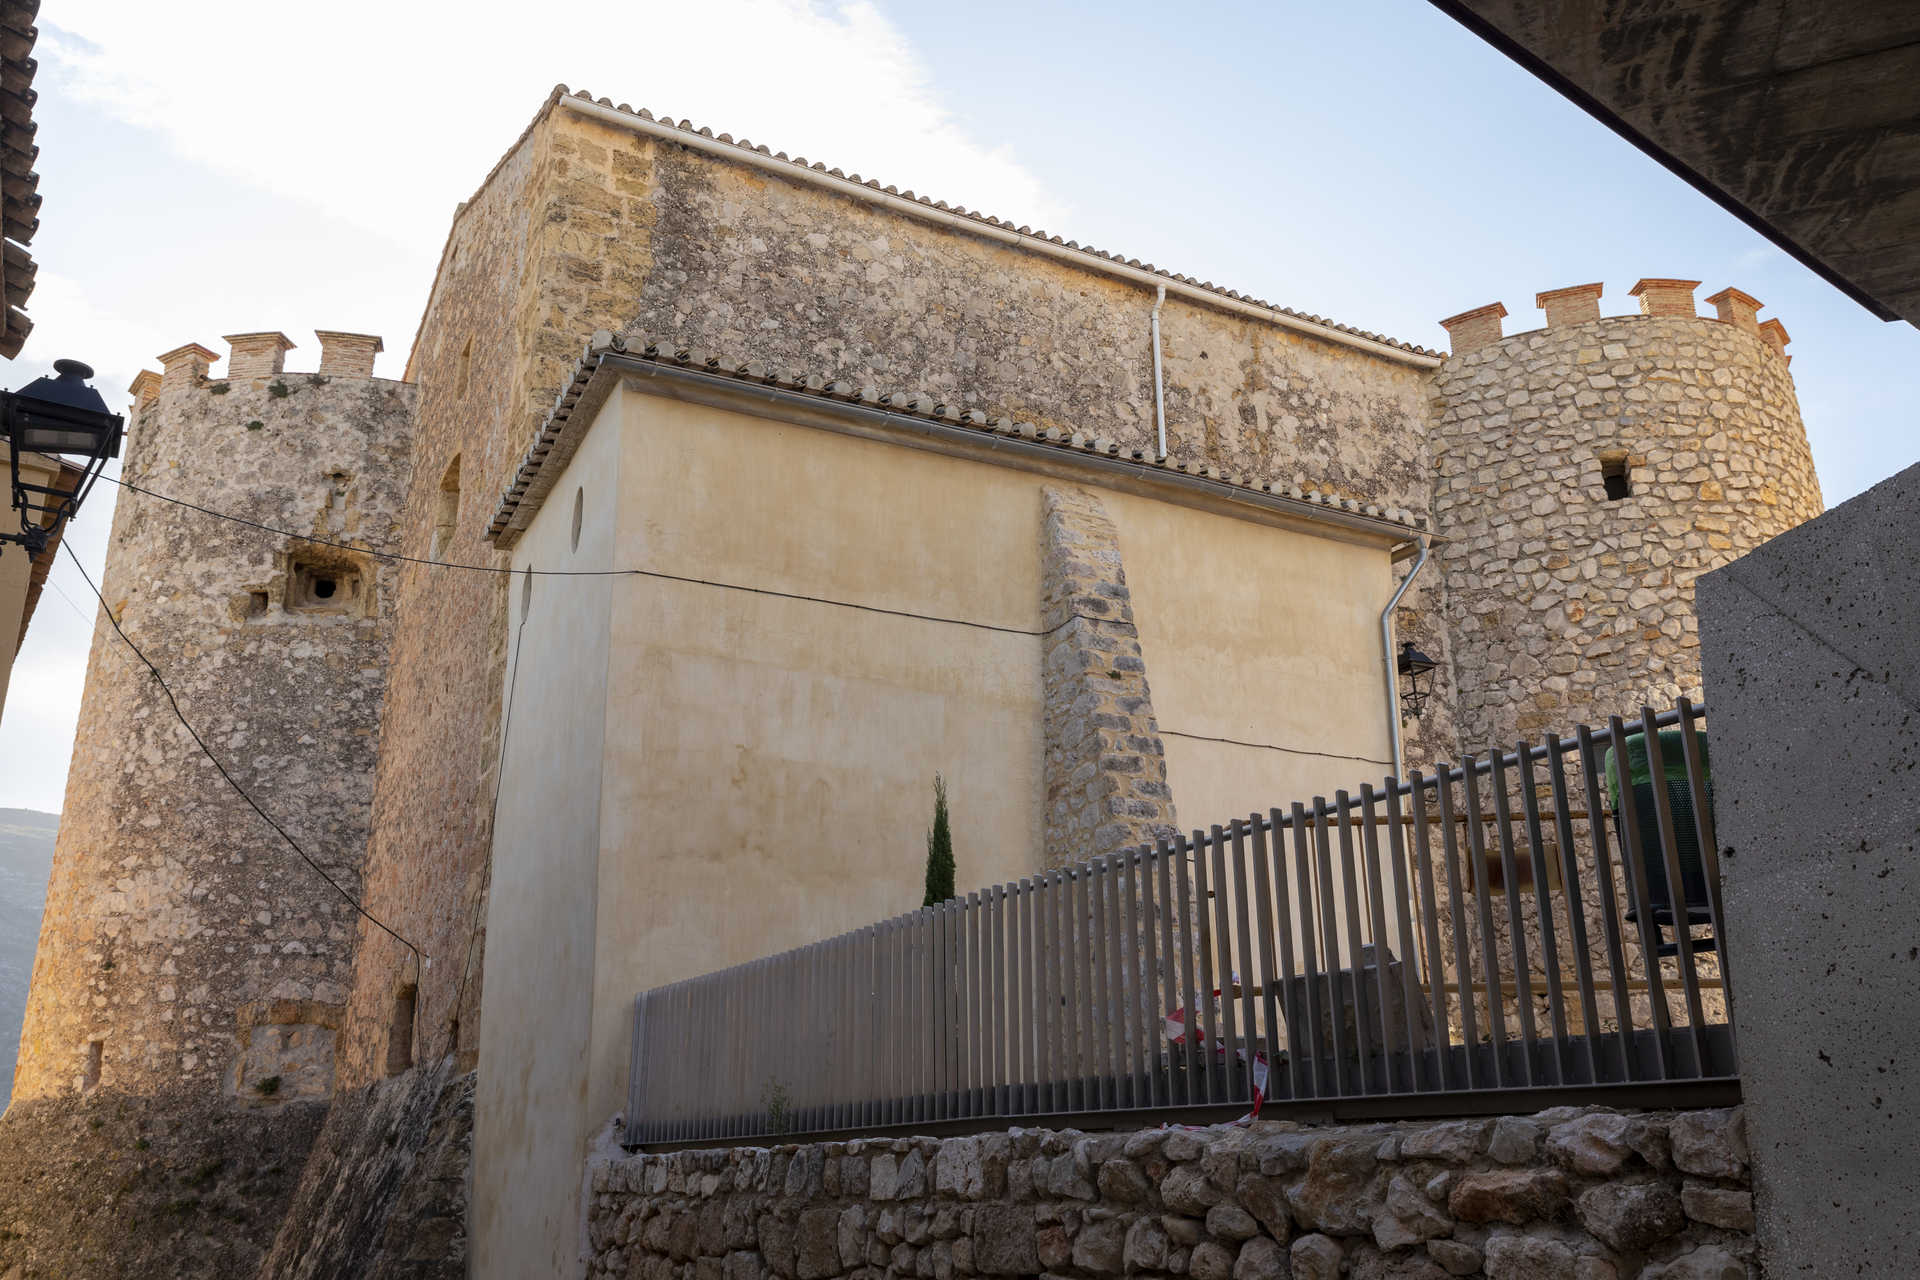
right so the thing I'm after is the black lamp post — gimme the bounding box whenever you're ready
[1,359,123,557]
[1396,639,1438,720]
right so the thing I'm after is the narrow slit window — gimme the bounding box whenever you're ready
[432,455,461,561]
[458,338,473,396]
[1601,457,1632,501]
[387,985,417,1076]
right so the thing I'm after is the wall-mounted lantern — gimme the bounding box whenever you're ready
[1,359,123,556]
[1397,640,1438,720]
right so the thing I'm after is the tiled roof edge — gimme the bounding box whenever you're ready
[487,331,1433,549]
[553,89,1441,364]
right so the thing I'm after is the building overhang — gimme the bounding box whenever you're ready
[1429,0,1920,327]
[489,334,1436,560]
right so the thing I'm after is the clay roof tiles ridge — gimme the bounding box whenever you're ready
[486,330,1431,548]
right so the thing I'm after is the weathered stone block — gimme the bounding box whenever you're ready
[1446,1168,1569,1224]
[969,1205,1037,1276]
[1680,1181,1752,1231]
[1372,1174,1452,1250]
[1482,1231,1574,1280]
[1290,1232,1344,1280]
[1668,1110,1747,1180]
[1286,1138,1382,1235]
[1574,1181,1684,1252]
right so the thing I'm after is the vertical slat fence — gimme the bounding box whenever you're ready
[627,704,1734,1145]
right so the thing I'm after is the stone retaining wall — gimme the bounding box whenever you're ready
[587,1106,1752,1279]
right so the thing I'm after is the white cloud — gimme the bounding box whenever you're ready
[39,0,1067,255]
[2,0,1067,812]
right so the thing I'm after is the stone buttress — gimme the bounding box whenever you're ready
[1039,486,1178,867]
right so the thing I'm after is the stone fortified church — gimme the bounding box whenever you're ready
[8,87,1818,1277]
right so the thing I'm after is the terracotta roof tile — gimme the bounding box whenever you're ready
[487,331,1430,547]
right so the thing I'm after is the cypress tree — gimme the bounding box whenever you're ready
[922,773,955,906]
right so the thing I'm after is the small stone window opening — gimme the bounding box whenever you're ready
[286,554,365,614]
[570,486,583,553]
[82,1039,102,1091]
[432,454,461,561]
[386,985,417,1076]
[245,590,269,617]
[458,338,473,396]
[1601,456,1633,501]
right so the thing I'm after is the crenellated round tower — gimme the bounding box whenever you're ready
[1430,277,1822,756]
[15,331,416,1103]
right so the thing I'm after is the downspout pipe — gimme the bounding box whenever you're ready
[1151,285,1168,460]
[1381,536,1432,780]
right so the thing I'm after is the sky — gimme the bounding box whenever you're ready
[1,0,1915,813]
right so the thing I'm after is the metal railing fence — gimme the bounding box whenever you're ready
[626,702,1732,1146]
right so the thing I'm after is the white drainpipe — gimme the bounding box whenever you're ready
[1151,285,1168,460]
[1381,536,1432,780]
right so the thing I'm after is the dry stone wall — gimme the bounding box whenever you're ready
[17,343,414,1102]
[587,1106,1753,1280]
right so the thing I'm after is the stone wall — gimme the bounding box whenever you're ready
[587,1107,1753,1279]
[257,1059,473,1280]
[0,1087,327,1279]
[345,87,1443,1087]
[17,337,415,1102]
[1040,486,1179,867]
[1430,282,1821,759]
[1421,283,1818,1042]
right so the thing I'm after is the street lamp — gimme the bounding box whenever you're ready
[1396,640,1438,720]
[1,359,123,556]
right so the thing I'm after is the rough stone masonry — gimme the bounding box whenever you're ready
[588,1107,1754,1280]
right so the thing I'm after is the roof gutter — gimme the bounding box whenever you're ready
[556,95,1443,370]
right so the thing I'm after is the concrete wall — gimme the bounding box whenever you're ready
[1697,459,1920,1279]
[473,387,624,1278]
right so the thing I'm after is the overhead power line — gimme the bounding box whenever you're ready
[60,540,427,970]
[105,472,1105,639]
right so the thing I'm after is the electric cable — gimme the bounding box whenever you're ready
[60,539,428,970]
[103,472,1110,638]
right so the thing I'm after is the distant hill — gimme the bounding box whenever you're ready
[0,809,55,1108]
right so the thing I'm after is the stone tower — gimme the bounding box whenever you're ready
[15,331,416,1103]
[1431,277,1822,756]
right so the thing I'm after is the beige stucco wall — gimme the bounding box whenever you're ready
[472,391,623,1280]
[585,389,1052,1126]
[1107,491,1396,826]
[480,379,1406,1276]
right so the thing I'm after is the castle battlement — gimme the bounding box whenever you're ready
[1439,276,1792,365]
[131,329,395,415]
[1429,272,1822,754]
